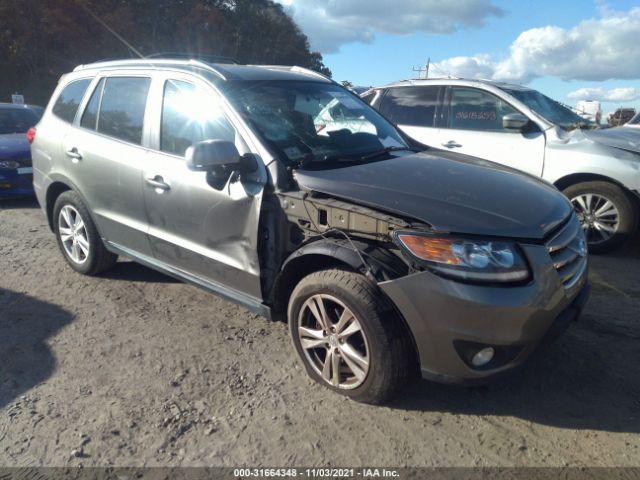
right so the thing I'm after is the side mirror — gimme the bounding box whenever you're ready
[185,140,241,171]
[502,113,529,131]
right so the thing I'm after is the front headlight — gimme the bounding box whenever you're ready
[393,232,530,283]
[0,160,20,169]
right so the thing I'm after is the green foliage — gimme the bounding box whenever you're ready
[0,0,331,104]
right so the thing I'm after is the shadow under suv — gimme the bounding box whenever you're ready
[31,59,589,403]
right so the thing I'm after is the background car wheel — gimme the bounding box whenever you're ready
[563,181,637,254]
[288,269,415,404]
[53,191,117,275]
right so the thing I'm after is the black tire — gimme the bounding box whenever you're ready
[563,181,638,254]
[288,269,415,404]
[53,191,117,275]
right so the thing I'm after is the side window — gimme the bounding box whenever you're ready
[52,79,92,123]
[361,91,375,105]
[97,77,151,145]
[80,78,105,130]
[448,87,518,131]
[378,86,440,127]
[160,79,235,157]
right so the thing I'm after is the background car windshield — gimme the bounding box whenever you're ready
[502,88,594,130]
[225,81,407,164]
[0,108,40,134]
[627,112,640,125]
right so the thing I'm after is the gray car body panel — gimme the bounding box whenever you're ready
[379,242,589,381]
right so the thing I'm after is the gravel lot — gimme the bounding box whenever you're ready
[1,197,639,467]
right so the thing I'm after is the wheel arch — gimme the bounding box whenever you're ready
[554,172,631,193]
[272,238,421,381]
[45,181,73,231]
[269,238,407,321]
[45,179,105,239]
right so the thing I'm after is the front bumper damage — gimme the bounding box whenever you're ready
[379,243,590,383]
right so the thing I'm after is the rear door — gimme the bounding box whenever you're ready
[377,85,443,147]
[436,87,545,176]
[64,73,154,255]
[142,73,267,301]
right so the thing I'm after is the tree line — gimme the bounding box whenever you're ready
[0,0,331,105]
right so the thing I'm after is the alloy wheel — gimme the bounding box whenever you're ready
[58,205,90,264]
[297,294,370,389]
[571,193,620,245]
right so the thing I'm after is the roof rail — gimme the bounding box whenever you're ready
[254,65,333,83]
[145,52,238,64]
[73,58,227,80]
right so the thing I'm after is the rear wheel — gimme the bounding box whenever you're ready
[288,269,415,404]
[563,181,637,254]
[53,191,117,275]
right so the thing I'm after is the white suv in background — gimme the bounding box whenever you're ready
[363,79,640,253]
[622,111,640,129]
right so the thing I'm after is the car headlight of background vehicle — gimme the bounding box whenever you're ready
[393,232,530,283]
[0,160,20,169]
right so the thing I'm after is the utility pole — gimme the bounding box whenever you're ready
[412,58,430,79]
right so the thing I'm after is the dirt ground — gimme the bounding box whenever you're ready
[1,197,639,468]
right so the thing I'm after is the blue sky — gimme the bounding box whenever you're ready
[278,0,640,117]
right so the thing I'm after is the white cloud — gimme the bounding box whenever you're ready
[567,87,640,102]
[276,0,503,53]
[432,6,640,83]
[431,55,495,79]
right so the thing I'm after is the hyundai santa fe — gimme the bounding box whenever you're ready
[363,79,640,253]
[31,59,589,403]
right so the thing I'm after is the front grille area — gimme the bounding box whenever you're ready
[0,157,31,167]
[546,214,588,289]
[14,157,32,167]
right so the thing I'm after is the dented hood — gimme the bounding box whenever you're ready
[293,152,571,239]
[581,127,640,154]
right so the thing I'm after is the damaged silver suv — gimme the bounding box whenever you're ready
[31,59,589,403]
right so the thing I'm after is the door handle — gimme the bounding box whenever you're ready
[65,148,83,161]
[441,141,462,148]
[145,176,171,192]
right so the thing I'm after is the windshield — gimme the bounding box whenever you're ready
[627,112,640,125]
[224,80,408,167]
[0,107,41,134]
[501,88,596,130]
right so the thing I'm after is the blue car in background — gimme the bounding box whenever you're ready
[0,103,43,198]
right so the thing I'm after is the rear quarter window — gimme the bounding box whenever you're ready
[379,86,440,127]
[361,91,376,105]
[52,79,92,123]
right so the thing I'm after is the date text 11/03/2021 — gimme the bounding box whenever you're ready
[233,468,400,478]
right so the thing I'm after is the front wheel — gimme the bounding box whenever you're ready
[563,181,637,254]
[288,269,415,404]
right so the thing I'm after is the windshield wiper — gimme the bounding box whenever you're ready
[358,146,414,161]
[297,153,357,168]
[298,147,414,169]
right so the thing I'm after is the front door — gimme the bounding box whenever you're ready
[142,75,267,302]
[436,87,545,176]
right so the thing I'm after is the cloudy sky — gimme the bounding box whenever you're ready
[276,0,640,116]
